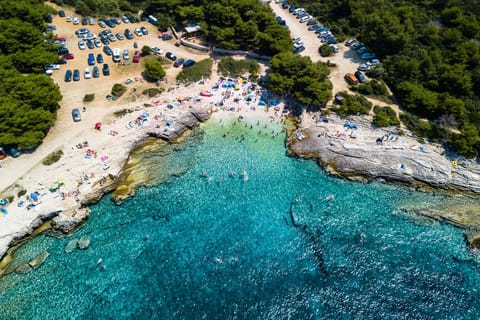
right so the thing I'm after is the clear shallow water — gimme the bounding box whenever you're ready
[1,115,480,319]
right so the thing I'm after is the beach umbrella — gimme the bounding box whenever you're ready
[95,122,102,130]
[0,198,7,206]
[30,193,38,200]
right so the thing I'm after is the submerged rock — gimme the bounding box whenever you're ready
[77,236,91,250]
[15,263,32,274]
[466,231,480,249]
[28,251,49,269]
[65,239,79,253]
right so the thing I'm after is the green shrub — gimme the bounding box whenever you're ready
[177,59,213,83]
[334,91,371,117]
[17,189,27,198]
[112,84,127,97]
[218,57,259,77]
[373,106,400,127]
[319,44,333,57]
[141,46,152,57]
[83,93,95,102]
[42,149,64,166]
[144,60,166,81]
[114,109,133,117]
[142,88,162,97]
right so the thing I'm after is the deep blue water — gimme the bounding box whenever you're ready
[1,115,480,319]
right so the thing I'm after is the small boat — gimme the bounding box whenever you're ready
[241,169,248,182]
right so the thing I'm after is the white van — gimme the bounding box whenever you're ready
[113,48,121,62]
[300,16,311,23]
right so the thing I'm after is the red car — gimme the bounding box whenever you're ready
[60,53,75,60]
[132,51,140,63]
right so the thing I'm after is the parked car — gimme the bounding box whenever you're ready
[125,29,133,39]
[115,32,124,40]
[107,33,116,42]
[282,2,289,9]
[366,59,380,67]
[86,39,95,49]
[78,40,86,50]
[112,17,121,25]
[58,10,65,17]
[344,73,359,85]
[102,63,110,76]
[128,15,136,23]
[93,66,100,78]
[105,19,115,28]
[84,67,91,79]
[134,28,142,36]
[89,17,95,25]
[308,25,318,31]
[88,53,95,66]
[165,51,177,61]
[151,46,163,55]
[293,46,305,54]
[329,44,339,53]
[94,39,102,47]
[360,52,376,60]
[132,51,141,63]
[307,19,317,26]
[73,69,80,81]
[173,58,185,68]
[98,20,107,28]
[162,34,173,41]
[57,58,67,65]
[7,147,21,158]
[101,36,110,45]
[66,16,72,22]
[113,48,121,62]
[345,38,357,46]
[354,70,366,83]
[122,15,129,24]
[352,42,364,50]
[103,45,113,55]
[73,17,79,25]
[357,47,368,54]
[61,53,75,60]
[358,64,370,71]
[58,47,69,55]
[183,59,195,68]
[64,69,72,82]
[140,26,148,35]
[45,64,60,70]
[72,108,81,122]
[123,49,130,60]
[97,53,104,63]
[82,17,88,25]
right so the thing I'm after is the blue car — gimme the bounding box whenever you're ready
[355,70,367,83]
[88,53,95,66]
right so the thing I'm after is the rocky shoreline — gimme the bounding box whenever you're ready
[288,113,480,194]
[0,106,211,273]
[287,112,480,247]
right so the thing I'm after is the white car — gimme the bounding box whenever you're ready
[134,28,143,36]
[151,46,163,55]
[78,40,86,50]
[123,49,130,60]
[329,44,339,53]
[66,16,72,22]
[366,59,380,67]
[94,39,102,47]
[84,67,91,79]
[358,64,370,71]
[45,64,60,70]
[73,17,79,25]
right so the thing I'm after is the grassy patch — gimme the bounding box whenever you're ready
[334,91,371,117]
[373,106,400,127]
[176,59,213,83]
[350,79,392,103]
[142,88,163,97]
[114,108,134,117]
[218,57,259,77]
[83,93,95,102]
[42,149,63,166]
[17,189,27,198]
[112,83,127,97]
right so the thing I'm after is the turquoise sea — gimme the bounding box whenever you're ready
[1,115,480,319]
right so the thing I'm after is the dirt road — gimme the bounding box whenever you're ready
[269,2,402,115]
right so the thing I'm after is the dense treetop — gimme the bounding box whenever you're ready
[0,0,62,149]
[293,0,480,156]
